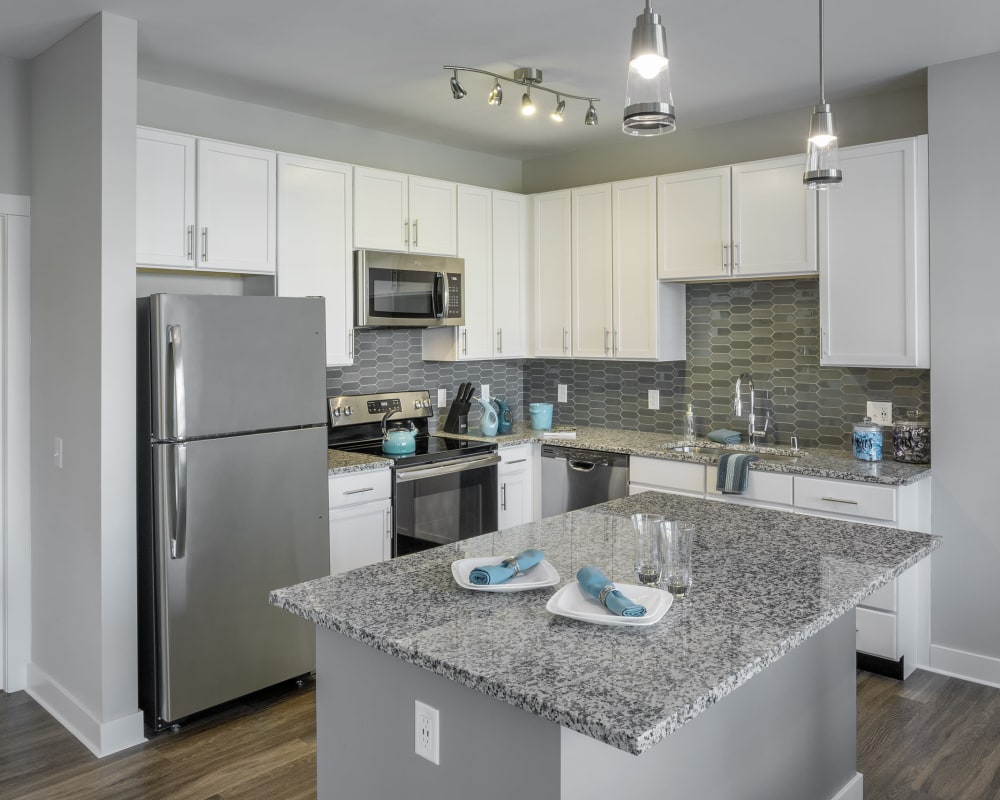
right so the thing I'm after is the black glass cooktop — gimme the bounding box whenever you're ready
[333,435,497,466]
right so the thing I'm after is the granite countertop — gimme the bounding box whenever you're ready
[327,449,391,475]
[271,491,940,755]
[437,423,931,486]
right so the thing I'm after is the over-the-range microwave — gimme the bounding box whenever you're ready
[354,249,465,328]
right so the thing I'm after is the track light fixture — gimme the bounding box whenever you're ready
[443,65,599,127]
[803,0,842,188]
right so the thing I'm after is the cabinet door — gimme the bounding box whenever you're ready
[612,178,659,359]
[657,167,730,281]
[571,185,614,358]
[731,155,816,278]
[819,137,928,368]
[354,166,408,252]
[491,191,528,358]
[196,139,277,273]
[498,470,532,531]
[533,191,573,357]
[277,154,353,366]
[456,185,494,359]
[409,176,458,256]
[329,499,391,574]
[137,128,196,269]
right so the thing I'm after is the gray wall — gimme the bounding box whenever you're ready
[0,55,30,196]
[927,53,1000,676]
[138,80,523,192]
[523,84,928,193]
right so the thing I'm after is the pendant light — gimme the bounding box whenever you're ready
[803,0,842,188]
[623,0,675,136]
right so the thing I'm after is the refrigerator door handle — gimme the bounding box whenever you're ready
[171,443,188,559]
[168,324,187,440]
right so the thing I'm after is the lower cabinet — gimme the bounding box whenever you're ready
[328,468,392,574]
[498,445,534,530]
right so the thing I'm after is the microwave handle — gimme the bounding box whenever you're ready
[432,272,445,319]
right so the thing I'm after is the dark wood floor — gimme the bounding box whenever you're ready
[1,670,998,799]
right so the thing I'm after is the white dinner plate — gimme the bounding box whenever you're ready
[451,556,561,592]
[545,580,672,626]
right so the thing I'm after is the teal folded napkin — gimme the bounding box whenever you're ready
[716,452,759,494]
[576,566,646,617]
[707,428,742,444]
[469,548,544,585]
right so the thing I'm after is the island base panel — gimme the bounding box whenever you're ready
[316,612,860,800]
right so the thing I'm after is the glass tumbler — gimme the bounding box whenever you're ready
[662,521,695,597]
[630,513,664,587]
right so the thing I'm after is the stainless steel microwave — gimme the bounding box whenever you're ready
[354,250,465,328]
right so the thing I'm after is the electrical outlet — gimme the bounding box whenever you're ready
[866,401,892,426]
[648,389,660,411]
[557,384,568,402]
[437,388,447,408]
[414,700,439,764]
[481,384,490,403]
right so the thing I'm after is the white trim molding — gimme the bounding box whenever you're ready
[0,194,29,217]
[928,644,1000,689]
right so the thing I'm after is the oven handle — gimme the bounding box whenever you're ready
[395,453,500,483]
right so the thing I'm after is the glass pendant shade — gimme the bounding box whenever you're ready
[623,3,675,136]
[804,104,842,188]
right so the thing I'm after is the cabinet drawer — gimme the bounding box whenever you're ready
[328,468,391,508]
[856,607,897,660]
[861,579,897,612]
[499,444,532,474]
[630,457,705,496]
[706,467,793,506]
[794,477,896,522]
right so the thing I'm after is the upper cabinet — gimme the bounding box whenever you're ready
[421,187,528,361]
[532,190,573,358]
[354,167,457,256]
[276,154,354,367]
[571,184,615,358]
[819,136,929,368]
[136,127,277,274]
[658,155,817,281]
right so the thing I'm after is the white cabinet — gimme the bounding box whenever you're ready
[629,457,706,497]
[706,466,793,509]
[532,190,573,357]
[277,154,353,366]
[819,136,929,368]
[136,128,277,274]
[353,167,457,256]
[421,188,528,360]
[571,184,614,358]
[498,445,534,530]
[658,155,817,281]
[328,469,392,574]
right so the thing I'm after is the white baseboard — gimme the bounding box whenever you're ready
[830,772,863,800]
[26,662,146,757]
[927,644,1000,689]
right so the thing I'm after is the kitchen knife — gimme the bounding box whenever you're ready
[457,382,470,404]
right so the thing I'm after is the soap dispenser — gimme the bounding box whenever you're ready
[684,404,696,438]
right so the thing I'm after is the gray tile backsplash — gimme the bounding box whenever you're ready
[330,280,930,449]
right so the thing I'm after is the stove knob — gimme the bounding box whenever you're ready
[344,406,353,416]
[332,408,342,418]
[414,400,423,409]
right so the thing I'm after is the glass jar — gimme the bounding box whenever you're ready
[852,417,883,462]
[893,412,930,464]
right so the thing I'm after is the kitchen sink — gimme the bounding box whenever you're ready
[667,445,803,463]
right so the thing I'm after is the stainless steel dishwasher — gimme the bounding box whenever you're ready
[540,445,629,518]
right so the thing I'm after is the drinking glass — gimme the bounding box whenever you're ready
[662,521,695,597]
[630,513,664,587]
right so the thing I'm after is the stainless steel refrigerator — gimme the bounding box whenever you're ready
[137,293,329,730]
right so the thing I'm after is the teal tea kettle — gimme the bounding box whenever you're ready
[477,395,499,437]
[381,411,417,454]
[494,396,514,434]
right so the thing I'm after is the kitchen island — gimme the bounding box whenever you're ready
[271,491,940,800]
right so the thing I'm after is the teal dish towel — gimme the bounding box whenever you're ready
[707,428,742,444]
[576,566,646,617]
[716,452,759,494]
[469,549,544,586]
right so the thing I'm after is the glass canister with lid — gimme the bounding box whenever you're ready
[893,411,931,463]
[852,416,883,462]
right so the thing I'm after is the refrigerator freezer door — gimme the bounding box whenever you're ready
[151,426,329,724]
[148,294,327,440]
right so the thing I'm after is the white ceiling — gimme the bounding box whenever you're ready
[3,0,1000,160]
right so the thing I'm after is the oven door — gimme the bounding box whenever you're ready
[393,453,500,556]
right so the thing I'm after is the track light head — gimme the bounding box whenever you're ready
[585,102,599,126]
[488,78,503,106]
[551,96,566,122]
[449,69,467,100]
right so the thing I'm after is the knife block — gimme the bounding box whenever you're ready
[442,400,471,434]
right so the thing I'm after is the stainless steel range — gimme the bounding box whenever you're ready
[328,390,499,556]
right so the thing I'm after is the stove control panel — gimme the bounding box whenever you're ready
[367,398,402,415]
[328,390,434,427]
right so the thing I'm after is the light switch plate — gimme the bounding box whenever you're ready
[647,389,660,411]
[557,384,568,403]
[481,384,490,403]
[437,388,447,408]
[866,401,892,426]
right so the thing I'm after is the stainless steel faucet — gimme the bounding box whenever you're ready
[734,373,770,446]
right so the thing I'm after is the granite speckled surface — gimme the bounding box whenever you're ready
[271,491,940,755]
[437,423,931,486]
[327,449,391,475]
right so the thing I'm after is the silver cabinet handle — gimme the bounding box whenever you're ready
[171,443,188,559]
[343,486,374,495]
[733,241,740,272]
[404,220,410,247]
[413,219,419,247]
[821,328,829,356]
[821,496,860,505]
[613,329,619,356]
[497,328,503,354]
[201,227,208,262]
[501,482,507,511]
[722,242,729,273]
[462,328,468,355]
[562,327,568,354]
[186,225,194,261]
[348,330,354,355]
[603,328,610,355]
[505,458,527,465]
[168,324,186,440]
